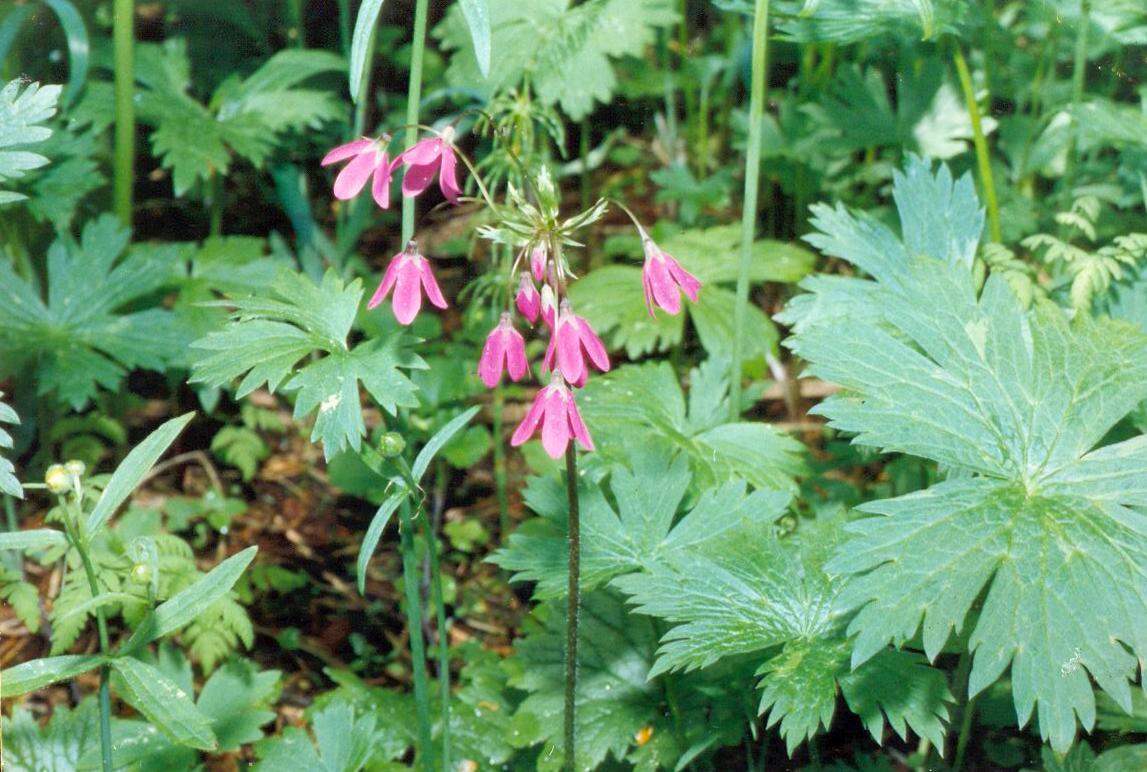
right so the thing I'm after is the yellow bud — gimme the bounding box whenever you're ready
[65,459,87,478]
[635,725,654,746]
[45,464,71,494]
[130,563,153,585]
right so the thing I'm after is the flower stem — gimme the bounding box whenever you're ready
[398,496,435,772]
[730,0,770,422]
[949,648,978,769]
[112,0,134,225]
[563,445,581,771]
[419,492,451,767]
[952,43,1001,243]
[1062,0,1090,202]
[402,0,430,244]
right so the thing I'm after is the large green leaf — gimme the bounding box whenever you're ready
[0,79,59,204]
[1,699,98,770]
[111,657,217,750]
[783,156,1147,752]
[0,654,103,698]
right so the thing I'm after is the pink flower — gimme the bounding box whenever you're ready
[321,135,396,209]
[478,313,529,388]
[542,300,610,387]
[540,284,558,329]
[530,245,547,282]
[511,376,594,459]
[399,127,462,204]
[368,241,448,325]
[516,273,540,323]
[641,234,701,316]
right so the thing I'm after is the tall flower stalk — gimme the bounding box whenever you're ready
[730,0,770,421]
[112,0,134,224]
[402,0,431,244]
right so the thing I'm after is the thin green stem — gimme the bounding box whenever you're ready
[952,43,1001,243]
[579,117,590,211]
[208,171,223,236]
[419,491,451,767]
[67,507,113,772]
[1062,0,1091,202]
[949,648,976,770]
[398,497,435,772]
[563,446,581,772]
[402,0,431,244]
[112,0,134,225]
[730,0,770,422]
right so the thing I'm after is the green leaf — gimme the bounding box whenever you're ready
[578,361,804,492]
[0,654,103,697]
[436,0,679,120]
[210,425,270,481]
[356,490,405,595]
[458,0,492,77]
[838,649,953,752]
[568,264,683,358]
[255,698,383,771]
[111,657,217,750]
[412,405,481,480]
[2,699,98,770]
[776,0,964,43]
[126,545,257,649]
[495,445,790,600]
[349,0,386,102]
[86,413,195,534]
[40,0,90,107]
[785,157,1147,753]
[0,392,21,497]
[0,528,66,551]
[197,659,281,751]
[0,79,59,204]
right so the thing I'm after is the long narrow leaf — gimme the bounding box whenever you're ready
[349,0,385,102]
[458,0,491,78]
[412,405,480,481]
[40,0,90,106]
[86,413,194,535]
[112,657,217,750]
[357,490,406,595]
[0,654,102,697]
[0,528,66,552]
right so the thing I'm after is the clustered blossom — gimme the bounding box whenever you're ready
[368,241,447,325]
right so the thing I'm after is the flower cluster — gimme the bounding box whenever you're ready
[323,129,462,326]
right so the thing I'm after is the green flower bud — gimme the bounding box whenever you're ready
[45,464,71,494]
[65,459,86,478]
[130,563,153,585]
[379,432,406,458]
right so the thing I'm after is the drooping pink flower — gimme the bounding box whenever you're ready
[540,284,558,329]
[368,241,448,325]
[641,233,701,316]
[542,300,610,387]
[478,313,529,388]
[321,135,396,209]
[511,376,594,459]
[530,245,547,282]
[399,127,462,204]
[516,273,540,323]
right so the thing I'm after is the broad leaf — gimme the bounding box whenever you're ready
[2,699,98,770]
[111,657,217,750]
[255,698,385,772]
[783,156,1147,752]
[0,79,59,204]
[776,0,964,43]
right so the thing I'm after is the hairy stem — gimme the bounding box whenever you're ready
[952,43,1001,243]
[398,497,435,771]
[420,489,451,767]
[730,0,770,422]
[112,0,134,225]
[563,446,581,771]
[401,0,430,244]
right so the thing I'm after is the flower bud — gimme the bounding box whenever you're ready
[379,432,407,458]
[130,563,153,585]
[65,460,86,478]
[45,464,71,494]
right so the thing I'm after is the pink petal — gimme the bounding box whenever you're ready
[541,386,571,459]
[332,150,378,200]
[641,263,657,317]
[418,257,448,310]
[367,254,402,310]
[439,148,461,204]
[506,328,528,381]
[370,154,393,209]
[567,392,594,450]
[391,258,423,325]
[530,246,546,282]
[401,161,437,199]
[516,283,540,323]
[555,316,586,385]
[478,326,508,388]
[647,257,682,315]
[542,336,556,375]
[666,255,701,302]
[510,390,545,447]
[575,316,610,373]
[321,138,372,166]
[402,138,443,166]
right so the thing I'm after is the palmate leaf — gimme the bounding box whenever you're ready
[0,214,181,409]
[614,513,953,754]
[775,0,965,43]
[436,0,678,120]
[0,79,60,204]
[2,698,98,771]
[782,156,1147,752]
[0,392,22,498]
[191,269,425,459]
[493,444,791,599]
[577,360,805,492]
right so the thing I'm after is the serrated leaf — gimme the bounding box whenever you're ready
[0,79,60,202]
[776,0,963,43]
[785,157,1147,753]
[495,445,789,599]
[255,698,382,772]
[111,657,217,750]
[197,659,281,751]
[0,393,20,497]
[1,699,98,770]
[210,425,269,481]
[0,654,103,697]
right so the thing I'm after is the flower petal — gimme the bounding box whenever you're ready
[401,161,438,198]
[478,327,508,388]
[370,155,393,209]
[321,138,372,166]
[418,257,448,309]
[332,150,379,200]
[555,316,586,385]
[506,328,529,381]
[516,283,540,323]
[641,262,657,317]
[391,258,423,325]
[367,254,402,309]
[510,390,546,447]
[439,147,462,204]
[648,257,682,314]
[540,387,571,459]
[567,392,594,451]
[576,316,610,373]
[402,138,443,166]
[666,255,701,302]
